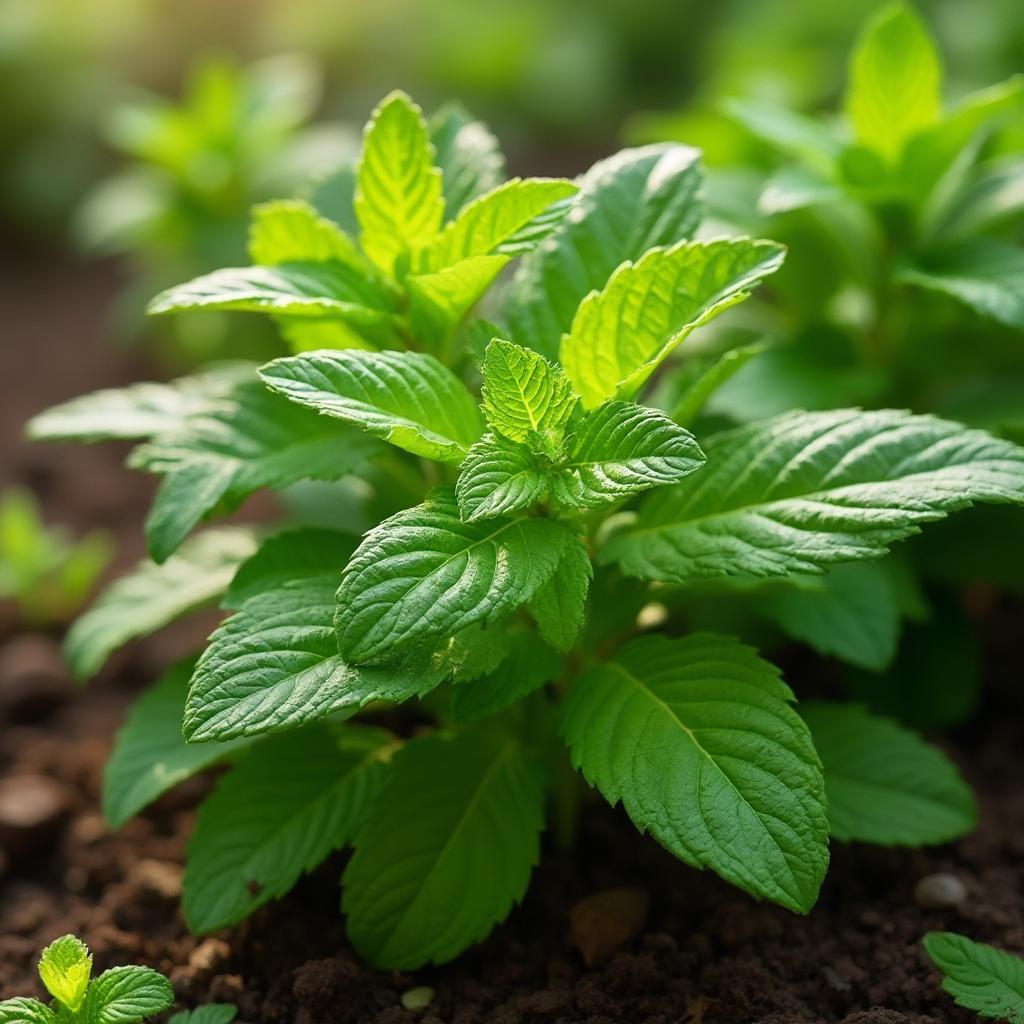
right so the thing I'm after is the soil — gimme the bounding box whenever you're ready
[1,254,1022,1024]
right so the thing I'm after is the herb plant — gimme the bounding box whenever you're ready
[31,90,1024,968]
[0,934,173,1024]
[925,932,1024,1023]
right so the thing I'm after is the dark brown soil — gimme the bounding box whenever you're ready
[1,255,1022,1024]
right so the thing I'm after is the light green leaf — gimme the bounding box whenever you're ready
[38,934,92,1012]
[452,632,562,721]
[64,527,258,680]
[308,163,359,236]
[670,342,769,426]
[430,103,506,219]
[80,966,173,1024]
[934,156,1024,242]
[184,726,390,932]
[260,349,482,463]
[846,2,942,163]
[899,240,1024,328]
[802,702,976,845]
[355,91,444,274]
[455,435,548,522]
[550,401,705,510]
[561,633,829,913]
[924,932,1024,1023]
[130,379,377,561]
[503,144,703,358]
[336,488,571,664]
[526,536,592,653]
[481,339,576,446]
[103,659,253,829]
[249,199,364,269]
[343,729,545,968]
[604,409,1024,584]
[167,1006,237,1024]
[561,238,785,408]
[725,97,842,174]
[0,999,56,1024]
[425,178,577,270]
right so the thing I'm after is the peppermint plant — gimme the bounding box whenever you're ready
[31,91,1024,969]
[0,934,173,1024]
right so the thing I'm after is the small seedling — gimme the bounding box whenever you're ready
[924,932,1024,1022]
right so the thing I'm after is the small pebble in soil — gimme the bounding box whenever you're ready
[913,872,968,909]
[0,634,73,722]
[569,886,650,966]
[0,774,70,856]
[400,986,435,1011]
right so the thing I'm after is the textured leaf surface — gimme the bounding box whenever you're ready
[430,103,505,218]
[455,435,548,521]
[503,144,703,358]
[604,409,1024,584]
[0,999,55,1024]
[550,402,705,510]
[168,1006,237,1024]
[561,239,785,407]
[356,91,443,274]
[802,702,975,845]
[846,2,942,162]
[38,934,91,1012]
[185,726,390,932]
[80,966,173,1024]
[336,489,571,663]
[527,536,592,652]
[561,633,829,913]
[343,730,546,968]
[249,199,363,268]
[64,527,257,680]
[103,659,252,828]
[261,349,482,463]
[924,932,1024,1023]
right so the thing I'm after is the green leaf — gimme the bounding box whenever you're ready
[429,103,505,219]
[604,409,1024,584]
[26,364,251,443]
[130,379,377,561]
[725,97,842,174]
[425,178,577,270]
[64,527,258,680]
[924,932,1024,1023]
[899,240,1024,328]
[336,488,571,664]
[560,238,785,408]
[455,434,549,521]
[185,567,441,742]
[103,659,253,829]
[671,341,770,426]
[759,563,901,671]
[38,934,92,1012]
[249,199,364,269]
[224,528,357,610]
[308,163,359,236]
[481,339,576,447]
[561,633,829,913]
[355,91,444,274]
[184,726,390,932]
[802,703,975,846]
[527,535,592,652]
[503,144,703,359]
[260,349,482,463]
[845,2,942,163]
[80,966,173,1024]
[549,401,705,510]
[0,999,56,1024]
[342,729,546,968]
[168,1006,237,1024]
[452,632,562,722]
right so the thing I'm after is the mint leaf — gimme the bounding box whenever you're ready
[846,2,942,163]
[924,932,1024,1023]
[79,966,173,1024]
[336,489,571,663]
[342,729,546,968]
[0,999,56,1024]
[38,934,92,1012]
[260,349,482,463]
[670,342,769,426]
[455,434,548,521]
[168,1006,237,1024]
[355,90,444,274]
[130,379,377,561]
[452,633,562,721]
[425,178,577,269]
[185,726,390,932]
[561,633,829,913]
[560,238,784,408]
[802,702,976,845]
[503,144,703,358]
[103,659,252,828]
[604,409,1024,584]
[526,535,592,652]
[430,104,506,219]
[64,527,257,680]
[249,199,364,269]
[725,97,841,173]
[481,338,576,447]
[550,401,705,510]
